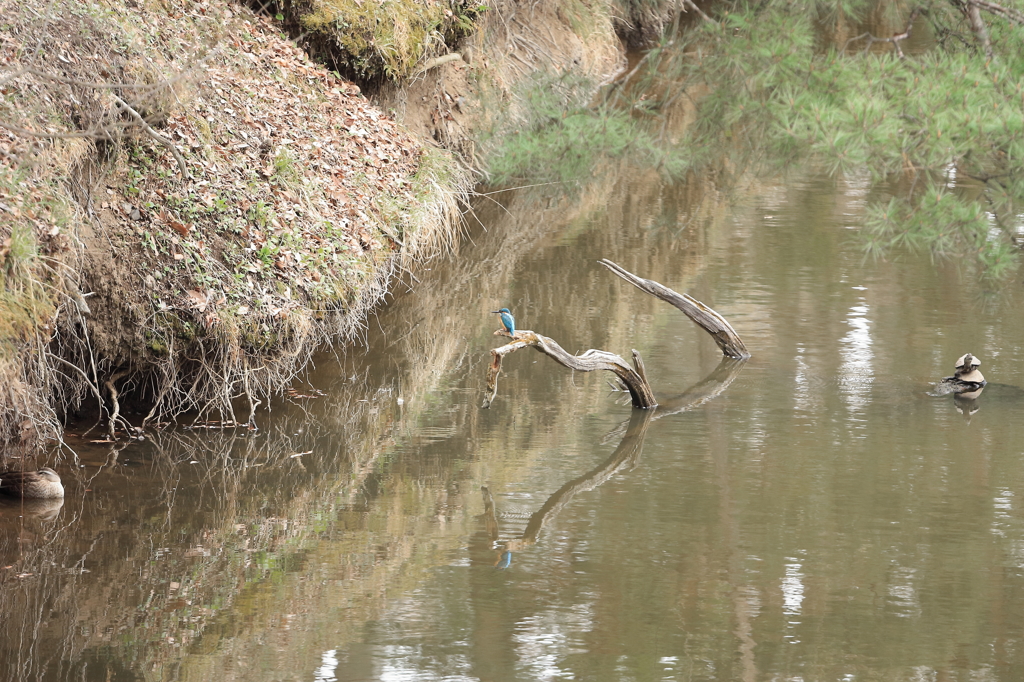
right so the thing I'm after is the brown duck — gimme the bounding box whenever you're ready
[0,467,65,499]
[934,352,987,397]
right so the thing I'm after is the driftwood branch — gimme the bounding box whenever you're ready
[483,330,657,409]
[599,259,750,359]
[601,356,747,444]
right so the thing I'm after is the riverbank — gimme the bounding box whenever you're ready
[0,0,674,452]
[1,0,471,449]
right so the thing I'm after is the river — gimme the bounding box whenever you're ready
[3,159,1024,680]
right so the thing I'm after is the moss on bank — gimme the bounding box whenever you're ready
[296,0,486,80]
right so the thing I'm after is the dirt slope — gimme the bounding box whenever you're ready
[1,0,466,448]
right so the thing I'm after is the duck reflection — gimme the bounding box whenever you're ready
[953,391,982,421]
[0,496,65,568]
[0,497,65,523]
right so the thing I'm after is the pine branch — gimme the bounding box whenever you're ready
[965,0,1024,25]
[966,3,994,59]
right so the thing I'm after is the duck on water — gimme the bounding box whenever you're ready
[932,352,986,397]
[0,468,65,499]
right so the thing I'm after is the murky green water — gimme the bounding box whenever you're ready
[4,164,1024,681]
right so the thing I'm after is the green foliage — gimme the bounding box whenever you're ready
[272,148,300,185]
[483,71,689,187]
[489,110,637,186]
[863,190,1017,283]
[0,168,63,360]
[485,0,1024,280]
[602,0,1024,282]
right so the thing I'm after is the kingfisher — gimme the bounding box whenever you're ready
[491,307,515,336]
[494,550,512,570]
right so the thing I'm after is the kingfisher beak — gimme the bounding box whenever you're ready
[490,310,500,314]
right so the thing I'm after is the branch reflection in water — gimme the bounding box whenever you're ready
[480,357,746,568]
[480,408,653,569]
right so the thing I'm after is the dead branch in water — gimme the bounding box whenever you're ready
[482,409,654,556]
[602,356,747,444]
[483,330,657,409]
[599,259,750,359]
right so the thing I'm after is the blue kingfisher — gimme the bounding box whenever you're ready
[491,308,515,336]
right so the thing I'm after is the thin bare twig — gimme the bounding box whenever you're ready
[0,119,118,140]
[111,95,191,179]
[44,352,105,414]
[843,7,922,58]
[966,0,1024,25]
[0,68,29,88]
[682,0,715,24]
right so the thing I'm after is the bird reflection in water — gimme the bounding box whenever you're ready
[0,497,65,522]
[479,408,655,572]
[953,391,982,421]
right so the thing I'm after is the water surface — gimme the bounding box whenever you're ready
[3,166,1024,681]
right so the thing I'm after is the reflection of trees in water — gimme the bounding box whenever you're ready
[0,365,433,681]
[0,164,736,679]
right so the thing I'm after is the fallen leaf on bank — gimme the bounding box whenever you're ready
[186,290,207,311]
